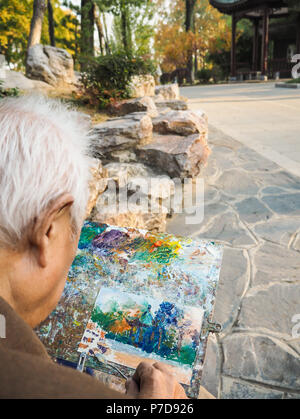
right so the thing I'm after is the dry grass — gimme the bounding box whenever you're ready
[47,87,109,124]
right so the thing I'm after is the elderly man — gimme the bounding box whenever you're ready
[0,95,187,399]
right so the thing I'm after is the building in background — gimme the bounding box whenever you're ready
[210,0,300,79]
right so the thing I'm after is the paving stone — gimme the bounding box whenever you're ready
[236,147,280,172]
[239,282,300,338]
[253,217,300,246]
[208,125,242,151]
[201,157,222,183]
[166,202,229,237]
[200,335,220,398]
[223,334,300,389]
[293,233,300,251]
[252,242,300,286]
[284,393,300,399]
[209,146,237,171]
[216,169,260,196]
[221,376,283,399]
[253,170,300,191]
[262,193,300,216]
[261,186,289,195]
[196,211,256,247]
[213,247,249,334]
[234,197,273,224]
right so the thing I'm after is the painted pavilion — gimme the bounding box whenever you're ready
[209,0,300,79]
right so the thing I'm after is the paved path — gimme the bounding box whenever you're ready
[181,83,300,178]
[166,86,300,398]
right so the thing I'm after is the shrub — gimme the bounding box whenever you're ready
[0,80,19,98]
[80,52,156,108]
[211,64,225,83]
[196,68,212,84]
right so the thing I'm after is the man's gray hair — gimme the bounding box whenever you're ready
[0,95,93,248]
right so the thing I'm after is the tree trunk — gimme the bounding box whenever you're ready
[27,0,47,50]
[80,0,95,70]
[102,12,111,54]
[121,2,128,54]
[47,0,55,47]
[185,0,196,84]
[94,3,104,55]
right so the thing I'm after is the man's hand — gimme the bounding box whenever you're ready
[125,361,187,399]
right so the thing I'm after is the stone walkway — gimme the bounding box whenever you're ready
[167,125,300,399]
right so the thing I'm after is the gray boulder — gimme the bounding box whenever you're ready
[155,99,188,111]
[155,84,180,100]
[92,113,153,160]
[26,44,75,87]
[152,110,208,136]
[137,133,211,178]
[107,96,158,118]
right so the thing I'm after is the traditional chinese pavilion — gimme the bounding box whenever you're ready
[209,0,300,79]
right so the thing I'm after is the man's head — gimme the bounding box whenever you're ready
[0,95,92,327]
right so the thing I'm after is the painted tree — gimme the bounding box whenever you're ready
[27,0,47,50]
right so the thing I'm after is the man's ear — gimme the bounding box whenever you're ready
[29,194,74,268]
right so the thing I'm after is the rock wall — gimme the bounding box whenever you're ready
[87,83,210,232]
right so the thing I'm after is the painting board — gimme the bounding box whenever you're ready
[37,221,223,397]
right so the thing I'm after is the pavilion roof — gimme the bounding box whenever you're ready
[209,0,289,16]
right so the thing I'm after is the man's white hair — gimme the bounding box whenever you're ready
[0,94,93,248]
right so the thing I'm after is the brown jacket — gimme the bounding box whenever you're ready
[0,297,127,398]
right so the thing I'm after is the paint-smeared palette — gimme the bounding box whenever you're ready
[37,221,223,398]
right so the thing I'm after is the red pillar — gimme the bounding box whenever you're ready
[261,7,269,76]
[231,13,237,78]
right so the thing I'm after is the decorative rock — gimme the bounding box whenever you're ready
[92,113,153,160]
[1,69,53,91]
[104,162,175,204]
[155,83,179,100]
[104,162,151,188]
[92,187,167,233]
[129,75,155,98]
[137,133,210,178]
[110,150,137,163]
[107,96,158,118]
[152,110,207,136]
[86,158,108,217]
[26,44,75,87]
[155,100,188,111]
[223,334,300,389]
